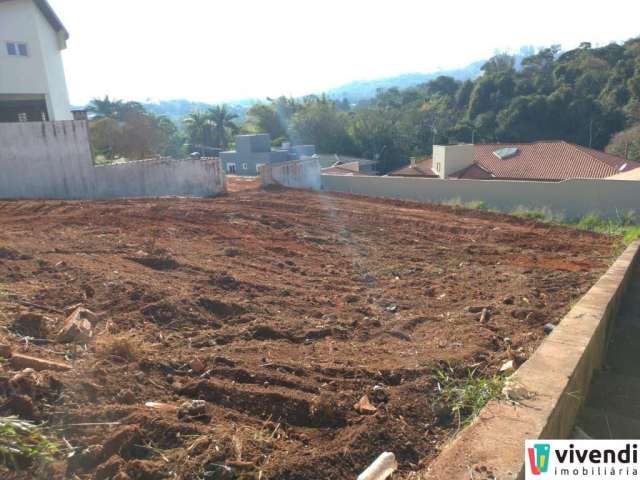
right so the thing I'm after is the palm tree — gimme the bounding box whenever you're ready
[88,96,124,119]
[88,96,145,121]
[207,105,239,149]
[183,110,214,148]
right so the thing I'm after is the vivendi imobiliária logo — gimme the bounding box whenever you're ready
[528,443,551,475]
[525,440,640,479]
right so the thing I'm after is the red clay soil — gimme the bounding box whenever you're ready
[0,184,616,479]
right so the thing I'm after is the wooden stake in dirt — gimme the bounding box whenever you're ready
[9,353,71,371]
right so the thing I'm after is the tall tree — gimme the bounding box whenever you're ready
[606,124,640,161]
[183,110,214,148]
[87,96,146,121]
[208,105,239,149]
[244,103,288,142]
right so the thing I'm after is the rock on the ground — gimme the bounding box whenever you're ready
[500,360,515,375]
[177,399,209,421]
[354,395,378,415]
[57,307,96,343]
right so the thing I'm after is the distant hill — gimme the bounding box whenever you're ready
[142,99,255,125]
[324,60,486,102]
[324,50,533,103]
[83,50,533,122]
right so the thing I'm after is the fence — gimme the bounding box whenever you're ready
[261,158,321,190]
[0,121,226,199]
[321,174,640,220]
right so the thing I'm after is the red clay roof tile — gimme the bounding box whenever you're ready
[389,141,640,181]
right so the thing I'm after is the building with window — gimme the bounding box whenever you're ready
[221,134,316,176]
[0,0,72,122]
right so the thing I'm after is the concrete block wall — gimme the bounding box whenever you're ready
[93,156,226,198]
[261,158,322,190]
[322,174,640,220]
[0,120,226,199]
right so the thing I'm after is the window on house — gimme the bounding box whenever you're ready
[227,163,237,174]
[7,42,28,57]
[242,163,248,170]
[17,113,28,123]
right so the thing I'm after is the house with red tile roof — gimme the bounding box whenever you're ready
[321,164,370,176]
[388,141,640,181]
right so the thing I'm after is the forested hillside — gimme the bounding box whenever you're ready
[242,38,640,173]
[88,38,640,173]
[323,59,487,102]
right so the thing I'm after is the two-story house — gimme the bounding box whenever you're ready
[0,0,72,122]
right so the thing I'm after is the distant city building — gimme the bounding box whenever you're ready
[221,134,316,176]
[0,0,72,122]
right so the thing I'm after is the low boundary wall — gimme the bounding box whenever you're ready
[322,174,640,219]
[0,121,226,199]
[421,240,640,480]
[261,158,321,190]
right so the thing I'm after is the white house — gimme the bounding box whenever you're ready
[0,0,72,122]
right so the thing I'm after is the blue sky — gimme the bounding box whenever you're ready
[50,0,640,105]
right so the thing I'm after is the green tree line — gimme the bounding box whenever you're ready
[89,37,640,173]
[244,38,640,172]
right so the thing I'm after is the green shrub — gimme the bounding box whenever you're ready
[0,417,58,470]
[511,206,549,221]
[572,210,640,244]
[617,210,637,227]
[465,200,488,210]
[576,212,605,230]
[623,227,640,243]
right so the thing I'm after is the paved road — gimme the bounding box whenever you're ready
[576,265,640,438]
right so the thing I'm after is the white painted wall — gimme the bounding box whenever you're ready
[0,121,227,199]
[322,174,640,220]
[0,0,72,120]
[261,158,322,190]
[433,144,474,178]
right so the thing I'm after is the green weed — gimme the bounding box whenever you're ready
[436,367,505,429]
[465,200,488,210]
[0,416,58,471]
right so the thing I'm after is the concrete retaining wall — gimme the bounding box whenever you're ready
[92,157,226,198]
[261,158,321,190]
[0,121,226,199]
[421,241,640,480]
[322,174,640,219]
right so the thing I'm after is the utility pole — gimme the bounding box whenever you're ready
[588,119,594,148]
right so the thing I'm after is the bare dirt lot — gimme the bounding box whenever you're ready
[0,184,616,479]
